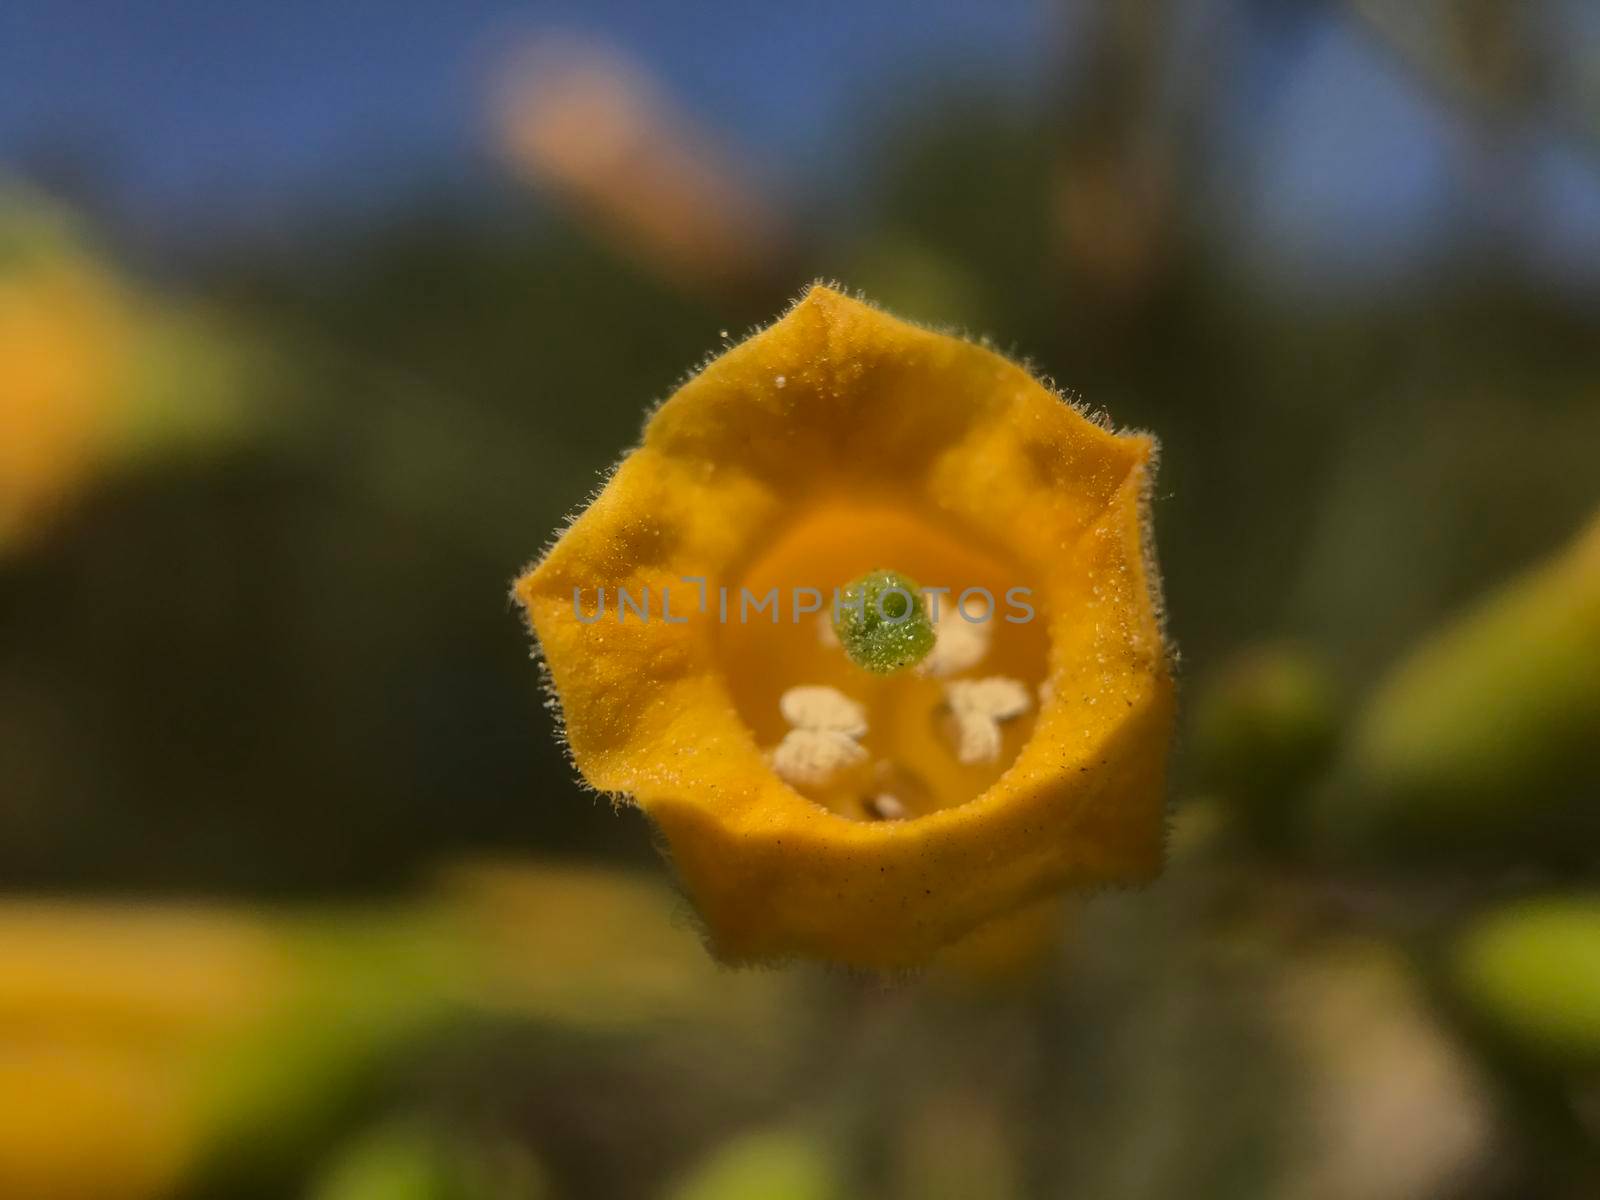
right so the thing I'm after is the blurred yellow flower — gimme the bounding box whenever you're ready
[0,902,293,1200]
[0,1040,193,1200]
[0,189,267,553]
[516,285,1174,967]
[0,902,291,1042]
[0,229,130,549]
[0,865,811,1198]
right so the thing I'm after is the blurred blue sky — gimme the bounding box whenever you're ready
[3,0,1598,292]
[0,0,1054,236]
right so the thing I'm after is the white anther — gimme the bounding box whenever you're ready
[770,729,868,788]
[917,611,992,678]
[863,793,907,821]
[945,677,1031,722]
[949,711,1004,765]
[779,685,867,738]
[942,676,1031,765]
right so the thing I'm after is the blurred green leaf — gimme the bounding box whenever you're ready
[309,1121,547,1200]
[1321,510,1600,854]
[1453,895,1600,1070]
[667,1131,846,1200]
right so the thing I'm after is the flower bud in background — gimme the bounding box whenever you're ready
[1188,643,1339,848]
[307,1120,549,1200]
[1325,508,1600,853]
[666,1129,846,1200]
[1452,896,1600,1071]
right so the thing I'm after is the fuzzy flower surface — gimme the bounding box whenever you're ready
[515,285,1173,967]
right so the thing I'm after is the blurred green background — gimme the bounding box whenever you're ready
[2,2,1599,1197]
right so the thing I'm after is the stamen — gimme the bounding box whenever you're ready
[949,710,1003,765]
[946,677,1031,722]
[942,676,1032,765]
[779,685,868,738]
[863,793,907,821]
[770,729,868,788]
[917,611,992,678]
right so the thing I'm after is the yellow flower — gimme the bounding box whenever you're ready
[0,1040,194,1200]
[0,189,264,552]
[0,233,130,549]
[0,902,293,1200]
[515,285,1173,967]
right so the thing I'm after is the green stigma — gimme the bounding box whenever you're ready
[832,568,936,674]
